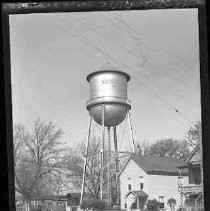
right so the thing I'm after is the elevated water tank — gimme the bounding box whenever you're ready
[86,65,131,127]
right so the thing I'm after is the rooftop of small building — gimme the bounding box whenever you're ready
[30,192,93,201]
[177,144,201,169]
[126,190,149,198]
[119,153,188,176]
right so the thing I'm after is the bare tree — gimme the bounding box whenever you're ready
[65,138,101,198]
[13,119,65,211]
[146,139,191,161]
[186,121,201,148]
[141,121,201,161]
[65,137,117,199]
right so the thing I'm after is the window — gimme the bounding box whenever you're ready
[128,184,131,190]
[159,196,164,203]
[178,176,184,186]
[159,196,164,209]
[140,183,144,190]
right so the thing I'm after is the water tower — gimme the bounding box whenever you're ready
[80,65,135,205]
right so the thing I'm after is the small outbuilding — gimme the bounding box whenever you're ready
[119,154,188,211]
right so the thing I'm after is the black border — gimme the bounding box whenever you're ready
[1,1,209,210]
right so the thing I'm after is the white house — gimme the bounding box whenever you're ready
[119,154,188,211]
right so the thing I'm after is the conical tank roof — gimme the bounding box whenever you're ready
[86,64,130,82]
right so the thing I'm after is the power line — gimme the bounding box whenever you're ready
[58,14,197,128]
[44,12,197,100]
[71,13,197,100]
[105,13,199,92]
[47,13,197,128]
[105,53,198,129]
[104,13,199,91]
[109,12,197,78]
[76,13,198,95]
[41,15,197,104]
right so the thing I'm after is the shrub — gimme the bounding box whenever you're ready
[167,197,177,211]
[80,199,107,210]
[146,199,160,211]
[177,208,186,211]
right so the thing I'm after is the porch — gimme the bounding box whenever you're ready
[125,190,148,211]
[179,188,204,211]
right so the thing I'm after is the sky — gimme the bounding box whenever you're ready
[9,9,201,151]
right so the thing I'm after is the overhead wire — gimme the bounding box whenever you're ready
[109,12,197,79]
[74,13,199,99]
[103,12,199,93]
[106,55,196,128]
[43,11,195,100]
[104,13,200,94]
[59,13,197,128]
[71,14,191,100]
[43,13,197,128]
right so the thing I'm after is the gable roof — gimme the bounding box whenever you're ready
[178,144,201,169]
[30,192,92,201]
[126,190,148,198]
[119,154,188,176]
[186,144,200,164]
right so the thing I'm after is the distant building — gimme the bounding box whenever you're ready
[30,195,69,211]
[30,192,93,211]
[119,154,188,211]
[178,145,204,211]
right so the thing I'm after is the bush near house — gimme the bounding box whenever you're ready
[80,199,108,210]
[167,198,177,211]
[146,199,160,211]
[177,208,186,211]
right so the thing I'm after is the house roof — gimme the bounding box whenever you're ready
[126,190,148,198]
[31,195,68,201]
[119,154,188,176]
[178,144,201,169]
[186,144,200,164]
[30,192,92,201]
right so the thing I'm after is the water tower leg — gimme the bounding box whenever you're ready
[107,126,111,206]
[100,105,105,200]
[128,111,135,153]
[113,126,119,206]
[80,115,92,205]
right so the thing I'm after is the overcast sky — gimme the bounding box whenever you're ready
[9,9,201,151]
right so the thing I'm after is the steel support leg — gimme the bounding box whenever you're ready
[114,126,119,205]
[128,111,135,153]
[100,105,105,200]
[107,126,111,205]
[80,115,92,205]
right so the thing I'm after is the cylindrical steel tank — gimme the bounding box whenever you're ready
[86,65,131,127]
